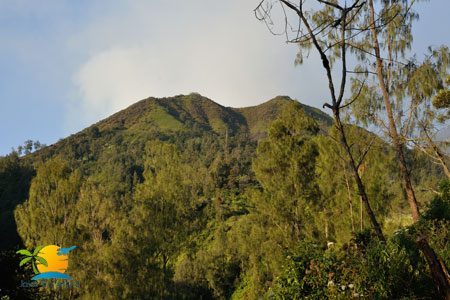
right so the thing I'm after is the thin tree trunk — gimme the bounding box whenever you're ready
[360,196,363,231]
[279,0,385,242]
[225,127,229,161]
[334,113,385,241]
[343,167,356,233]
[418,238,450,299]
[162,253,168,300]
[369,5,420,220]
[368,1,450,297]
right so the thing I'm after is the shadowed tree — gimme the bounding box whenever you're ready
[14,157,82,248]
[129,140,203,299]
[416,73,450,178]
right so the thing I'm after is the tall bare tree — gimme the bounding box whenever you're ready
[348,0,450,297]
[256,0,450,297]
[255,0,385,241]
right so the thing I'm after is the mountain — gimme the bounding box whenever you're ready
[233,95,332,139]
[35,93,332,162]
[2,93,447,300]
[92,93,332,137]
[1,94,331,248]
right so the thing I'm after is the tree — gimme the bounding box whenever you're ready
[69,180,122,300]
[409,52,450,178]
[253,102,321,242]
[419,73,450,178]
[24,140,33,155]
[256,0,450,296]
[346,0,450,296]
[316,125,397,243]
[14,157,82,248]
[129,140,203,299]
[0,152,35,250]
[255,0,385,241]
[205,103,324,298]
[434,75,450,111]
[14,157,83,300]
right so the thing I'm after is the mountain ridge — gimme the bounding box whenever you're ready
[38,94,332,160]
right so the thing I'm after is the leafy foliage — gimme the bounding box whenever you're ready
[1,94,448,299]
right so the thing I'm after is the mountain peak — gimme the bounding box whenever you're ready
[39,94,332,160]
[232,96,332,139]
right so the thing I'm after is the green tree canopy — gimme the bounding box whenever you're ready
[14,157,82,248]
[128,140,204,298]
[252,101,322,246]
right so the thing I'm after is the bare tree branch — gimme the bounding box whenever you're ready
[317,0,343,10]
[357,136,375,170]
[347,70,377,75]
[339,79,366,110]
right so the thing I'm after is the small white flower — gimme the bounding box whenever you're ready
[341,285,346,291]
[348,283,354,289]
[353,292,360,297]
[327,280,334,286]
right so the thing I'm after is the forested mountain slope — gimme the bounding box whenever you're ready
[37,93,332,160]
[0,94,448,300]
[1,93,332,250]
[21,93,333,186]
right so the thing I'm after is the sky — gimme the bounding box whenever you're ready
[0,0,449,155]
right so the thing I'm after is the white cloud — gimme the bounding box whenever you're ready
[66,0,330,132]
[1,0,448,154]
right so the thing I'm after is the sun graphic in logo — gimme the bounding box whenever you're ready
[36,245,69,273]
[17,245,76,280]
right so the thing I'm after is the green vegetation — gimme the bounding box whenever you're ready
[256,0,450,297]
[0,94,448,299]
[0,1,449,298]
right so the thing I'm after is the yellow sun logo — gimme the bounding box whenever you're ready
[36,245,69,273]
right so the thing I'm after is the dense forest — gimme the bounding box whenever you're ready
[1,0,450,299]
[0,94,448,299]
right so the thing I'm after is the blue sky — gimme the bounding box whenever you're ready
[0,0,449,155]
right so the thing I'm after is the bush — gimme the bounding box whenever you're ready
[270,181,450,300]
[271,238,438,300]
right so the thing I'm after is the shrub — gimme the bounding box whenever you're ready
[271,238,438,299]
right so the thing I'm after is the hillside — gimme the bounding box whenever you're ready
[34,93,332,163]
[2,94,332,248]
[1,93,448,300]
[92,93,332,138]
[233,95,332,139]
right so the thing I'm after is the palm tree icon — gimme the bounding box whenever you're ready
[17,245,48,274]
